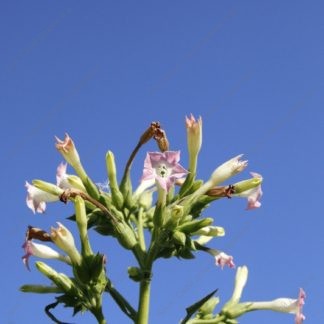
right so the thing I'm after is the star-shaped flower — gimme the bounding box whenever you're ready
[141,151,188,192]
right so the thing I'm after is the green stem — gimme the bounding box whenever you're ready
[136,277,151,324]
[91,306,106,324]
[137,207,146,252]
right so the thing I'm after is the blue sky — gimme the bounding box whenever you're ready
[1,1,324,323]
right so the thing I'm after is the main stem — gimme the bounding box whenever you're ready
[136,277,151,324]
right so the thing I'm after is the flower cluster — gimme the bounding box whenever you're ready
[20,115,305,324]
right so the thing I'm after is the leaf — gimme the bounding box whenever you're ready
[180,289,218,324]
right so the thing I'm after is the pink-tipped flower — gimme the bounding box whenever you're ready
[248,288,306,323]
[295,288,306,324]
[186,114,202,158]
[55,133,80,167]
[25,181,59,214]
[235,172,263,210]
[215,251,235,269]
[141,151,188,192]
[22,240,70,271]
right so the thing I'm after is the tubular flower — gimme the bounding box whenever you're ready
[25,181,59,214]
[22,240,70,271]
[235,172,263,210]
[215,251,235,269]
[248,288,306,323]
[50,222,81,265]
[210,154,248,186]
[55,133,80,167]
[141,151,188,192]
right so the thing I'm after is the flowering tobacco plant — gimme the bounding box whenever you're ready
[20,116,305,323]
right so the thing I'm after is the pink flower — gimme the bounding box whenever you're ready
[56,162,70,189]
[141,151,188,192]
[22,240,70,271]
[236,172,263,210]
[295,288,306,324]
[25,181,59,214]
[215,251,235,269]
[249,288,306,322]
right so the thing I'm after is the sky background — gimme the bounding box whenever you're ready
[1,1,324,323]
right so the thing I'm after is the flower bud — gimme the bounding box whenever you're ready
[186,114,202,164]
[177,218,213,234]
[74,196,93,257]
[35,261,75,292]
[192,226,225,237]
[20,284,63,294]
[106,150,124,209]
[172,231,187,246]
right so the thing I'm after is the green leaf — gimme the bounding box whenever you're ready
[180,289,218,324]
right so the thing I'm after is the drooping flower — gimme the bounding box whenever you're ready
[22,240,70,271]
[25,181,59,214]
[235,172,263,210]
[141,151,188,192]
[50,222,81,265]
[215,251,235,269]
[55,133,80,167]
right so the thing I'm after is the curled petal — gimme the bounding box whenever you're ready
[55,133,80,166]
[215,252,235,269]
[25,181,58,214]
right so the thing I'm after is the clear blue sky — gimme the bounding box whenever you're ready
[2,1,323,323]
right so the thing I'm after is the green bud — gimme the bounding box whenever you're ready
[172,231,187,246]
[20,284,63,294]
[177,218,213,234]
[115,222,137,250]
[32,179,64,197]
[106,151,124,209]
[66,175,86,191]
[165,205,184,228]
[75,196,93,257]
[35,261,74,292]
[199,296,220,317]
[128,267,142,282]
[233,177,262,195]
